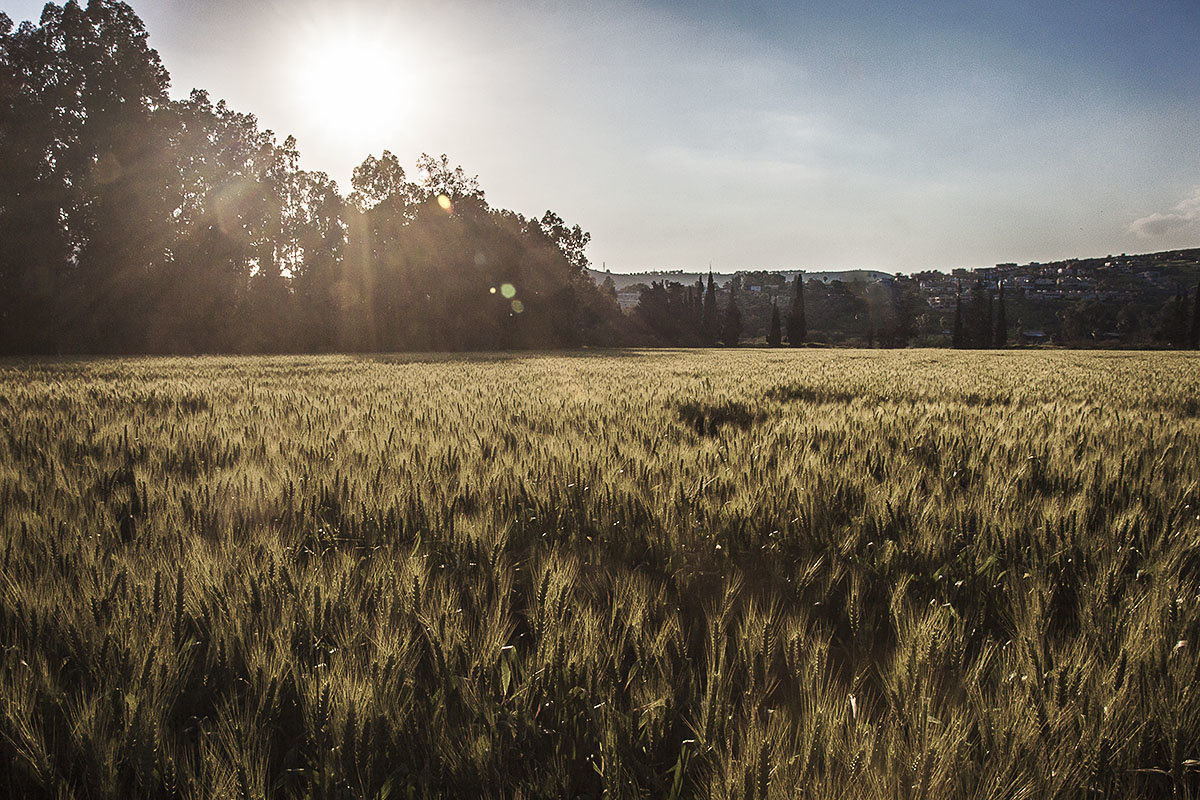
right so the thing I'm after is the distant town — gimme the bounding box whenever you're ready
[590,248,1200,347]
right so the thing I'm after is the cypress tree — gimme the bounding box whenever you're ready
[1180,289,1190,347]
[767,301,782,347]
[994,280,1007,347]
[892,276,914,346]
[952,287,964,349]
[701,270,718,346]
[967,281,991,348]
[1191,281,1200,350]
[721,281,743,346]
[786,273,806,345]
[1173,287,1189,348]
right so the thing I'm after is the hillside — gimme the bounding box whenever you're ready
[586,267,892,291]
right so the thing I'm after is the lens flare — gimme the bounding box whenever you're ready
[437,194,452,212]
[511,300,525,314]
[500,283,516,299]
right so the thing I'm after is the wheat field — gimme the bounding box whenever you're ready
[1,350,1198,799]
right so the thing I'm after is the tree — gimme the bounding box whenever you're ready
[1116,303,1141,344]
[348,150,420,213]
[890,274,919,347]
[158,92,309,353]
[415,152,482,203]
[786,273,806,345]
[1155,287,1190,348]
[1191,281,1200,350]
[952,287,964,349]
[967,281,992,348]
[1,0,173,352]
[767,301,782,346]
[721,278,743,346]
[994,280,1007,347]
[0,4,629,355]
[281,165,345,351]
[1061,299,1115,345]
[700,270,718,346]
[634,280,700,345]
[537,211,591,273]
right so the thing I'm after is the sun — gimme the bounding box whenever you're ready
[291,23,422,143]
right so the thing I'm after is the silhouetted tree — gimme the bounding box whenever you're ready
[701,271,718,345]
[1,0,174,353]
[1156,287,1191,349]
[634,280,703,345]
[1061,299,1118,345]
[786,273,806,345]
[1116,303,1142,344]
[538,210,591,273]
[967,281,992,348]
[721,278,743,346]
[1191,282,1200,350]
[994,280,1007,347]
[952,288,964,349]
[890,275,919,347]
[767,302,782,346]
[0,3,633,356]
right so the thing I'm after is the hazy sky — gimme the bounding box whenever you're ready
[7,0,1200,272]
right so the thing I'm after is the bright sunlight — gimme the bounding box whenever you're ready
[290,21,423,145]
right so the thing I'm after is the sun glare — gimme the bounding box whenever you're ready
[291,24,422,143]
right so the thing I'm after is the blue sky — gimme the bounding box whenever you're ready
[6,0,1200,272]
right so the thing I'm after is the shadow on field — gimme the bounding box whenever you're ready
[676,399,767,435]
[364,348,683,365]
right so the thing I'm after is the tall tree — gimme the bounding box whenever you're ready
[0,11,65,352]
[994,280,1008,347]
[721,277,743,346]
[1,0,172,352]
[158,91,305,353]
[1156,287,1190,349]
[767,301,782,347]
[890,274,918,347]
[0,5,628,355]
[1191,281,1200,350]
[700,270,718,345]
[786,273,806,346]
[952,286,964,349]
[537,210,591,274]
[966,281,993,348]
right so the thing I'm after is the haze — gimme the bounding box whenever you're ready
[7,0,1200,272]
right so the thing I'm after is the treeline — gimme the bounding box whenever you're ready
[950,278,1200,350]
[1053,283,1200,349]
[633,272,926,347]
[951,281,1009,349]
[0,1,628,354]
[634,271,1200,350]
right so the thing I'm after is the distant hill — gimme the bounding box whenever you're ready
[586,268,891,291]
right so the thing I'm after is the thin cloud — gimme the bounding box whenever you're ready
[1129,188,1200,238]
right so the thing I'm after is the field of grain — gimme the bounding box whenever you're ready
[1,350,1198,799]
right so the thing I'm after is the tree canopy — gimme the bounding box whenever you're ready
[0,1,626,354]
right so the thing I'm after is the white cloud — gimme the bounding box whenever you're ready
[1130,188,1200,238]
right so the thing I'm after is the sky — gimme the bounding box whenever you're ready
[6,0,1200,273]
